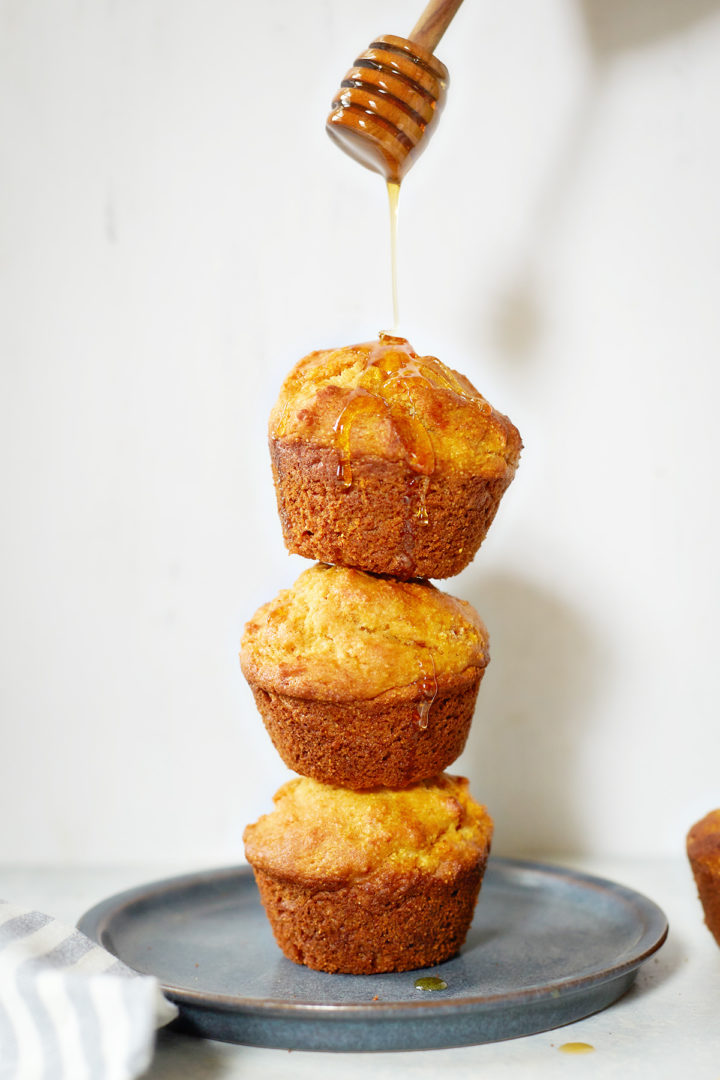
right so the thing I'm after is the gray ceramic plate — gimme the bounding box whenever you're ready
[77,858,667,1052]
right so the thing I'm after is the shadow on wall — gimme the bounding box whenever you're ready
[579,0,720,55]
[456,569,604,856]
[489,0,720,363]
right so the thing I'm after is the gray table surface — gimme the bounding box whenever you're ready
[1,856,717,1080]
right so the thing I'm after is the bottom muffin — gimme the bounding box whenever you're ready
[687,809,720,946]
[243,774,493,974]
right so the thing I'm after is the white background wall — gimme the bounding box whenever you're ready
[1,0,719,866]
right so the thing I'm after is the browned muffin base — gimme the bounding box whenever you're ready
[270,439,514,580]
[252,859,487,974]
[249,669,483,789]
[687,812,720,946]
[689,863,720,946]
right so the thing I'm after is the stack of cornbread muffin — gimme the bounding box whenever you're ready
[241,333,522,974]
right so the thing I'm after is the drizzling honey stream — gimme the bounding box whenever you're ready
[388,180,401,330]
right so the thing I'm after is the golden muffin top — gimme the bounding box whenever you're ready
[243,773,493,885]
[240,563,489,702]
[269,334,522,479]
[687,809,720,872]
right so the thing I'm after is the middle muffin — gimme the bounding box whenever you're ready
[240,563,489,789]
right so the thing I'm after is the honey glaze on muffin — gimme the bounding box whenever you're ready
[269,334,522,579]
[272,332,517,483]
[330,334,478,492]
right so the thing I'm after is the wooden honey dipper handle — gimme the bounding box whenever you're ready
[409,0,465,53]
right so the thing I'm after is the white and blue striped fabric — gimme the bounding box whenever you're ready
[0,900,177,1080]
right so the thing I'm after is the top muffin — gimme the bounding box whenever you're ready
[269,334,522,579]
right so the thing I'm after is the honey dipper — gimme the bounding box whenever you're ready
[326,0,465,183]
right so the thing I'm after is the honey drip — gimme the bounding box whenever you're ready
[333,390,384,487]
[408,474,430,526]
[414,976,447,991]
[559,1043,595,1055]
[387,181,400,331]
[332,333,473,488]
[414,649,438,730]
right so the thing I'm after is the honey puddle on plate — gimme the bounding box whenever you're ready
[414,976,447,991]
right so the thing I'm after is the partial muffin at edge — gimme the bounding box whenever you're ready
[687,809,720,946]
[269,334,522,579]
[240,563,490,788]
[243,773,493,974]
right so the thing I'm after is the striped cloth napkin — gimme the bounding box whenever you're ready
[0,899,178,1080]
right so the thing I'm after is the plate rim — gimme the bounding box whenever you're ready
[77,856,668,1018]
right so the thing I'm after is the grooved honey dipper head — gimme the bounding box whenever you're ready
[326,35,448,183]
